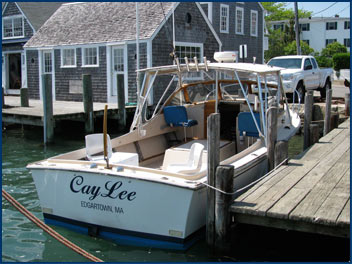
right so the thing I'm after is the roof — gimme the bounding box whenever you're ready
[2,2,64,31]
[269,55,312,59]
[25,2,175,48]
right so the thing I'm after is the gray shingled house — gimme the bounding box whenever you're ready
[24,2,222,105]
[2,2,63,95]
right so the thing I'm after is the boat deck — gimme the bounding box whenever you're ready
[230,118,350,238]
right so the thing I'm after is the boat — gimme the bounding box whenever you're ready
[27,53,300,250]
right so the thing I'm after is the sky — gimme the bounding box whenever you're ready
[285,2,350,18]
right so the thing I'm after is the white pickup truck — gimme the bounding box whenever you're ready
[267,55,333,102]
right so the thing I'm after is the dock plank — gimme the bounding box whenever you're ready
[230,118,350,238]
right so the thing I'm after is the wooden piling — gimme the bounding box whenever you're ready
[2,87,5,108]
[309,124,320,146]
[267,106,278,171]
[303,91,314,150]
[206,113,220,248]
[323,88,332,136]
[20,87,29,107]
[117,74,126,129]
[345,93,350,117]
[330,112,339,131]
[42,74,54,144]
[215,165,234,253]
[274,140,288,167]
[83,74,94,134]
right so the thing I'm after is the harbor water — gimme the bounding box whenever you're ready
[2,125,348,262]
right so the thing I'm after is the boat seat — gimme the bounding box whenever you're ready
[237,112,261,138]
[166,142,204,174]
[85,133,116,161]
[163,105,198,142]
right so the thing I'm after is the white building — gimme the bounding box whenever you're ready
[270,16,350,53]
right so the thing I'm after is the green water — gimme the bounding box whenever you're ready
[2,127,348,262]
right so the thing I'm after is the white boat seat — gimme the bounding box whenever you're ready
[166,143,204,174]
[85,133,116,162]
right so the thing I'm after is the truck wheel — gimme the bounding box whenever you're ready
[320,80,331,99]
[296,83,305,103]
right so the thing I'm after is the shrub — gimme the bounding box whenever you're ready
[315,55,333,68]
[332,53,350,71]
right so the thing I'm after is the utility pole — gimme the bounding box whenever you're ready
[294,2,301,55]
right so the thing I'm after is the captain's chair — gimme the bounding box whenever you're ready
[166,143,204,174]
[163,105,198,142]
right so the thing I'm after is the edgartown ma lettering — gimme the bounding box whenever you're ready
[80,201,124,214]
[70,175,137,201]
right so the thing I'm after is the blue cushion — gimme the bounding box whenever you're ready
[238,112,261,138]
[164,106,197,127]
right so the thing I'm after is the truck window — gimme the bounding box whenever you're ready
[267,58,302,69]
[304,58,312,70]
[311,58,318,69]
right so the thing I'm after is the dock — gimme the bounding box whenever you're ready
[2,96,135,127]
[230,118,350,238]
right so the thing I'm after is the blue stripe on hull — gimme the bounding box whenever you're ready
[44,215,203,251]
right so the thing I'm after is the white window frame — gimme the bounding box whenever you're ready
[235,7,244,35]
[60,48,76,68]
[200,2,213,23]
[82,46,99,67]
[43,51,53,74]
[250,10,258,37]
[175,41,204,80]
[220,4,229,34]
[2,15,24,39]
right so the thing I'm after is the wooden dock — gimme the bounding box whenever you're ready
[2,96,135,127]
[230,118,350,238]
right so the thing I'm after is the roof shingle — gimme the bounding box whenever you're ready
[25,2,175,48]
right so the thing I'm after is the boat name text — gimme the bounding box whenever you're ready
[70,175,136,201]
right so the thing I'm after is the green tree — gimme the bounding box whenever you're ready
[321,42,347,58]
[261,2,312,22]
[283,40,314,55]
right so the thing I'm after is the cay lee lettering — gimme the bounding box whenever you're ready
[70,175,137,201]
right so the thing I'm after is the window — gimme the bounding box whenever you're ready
[43,52,52,74]
[273,24,284,31]
[311,58,318,69]
[300,23,310,31]
[326,22,337,30]
[220,4,229,33]
[175,43,203,79]
[235,7,244,34]
[250,10,258,37]
[113,48,124,72]
[344,21,350,29]
[3,16,24,39]
[325,39,337,46]
[61,48,76,67]
[344,38,350,48]
[302,39,310,45]
[82,47,98,67]
[304,58,312,70]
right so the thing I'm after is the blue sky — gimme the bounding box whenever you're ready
[285,2,350,18]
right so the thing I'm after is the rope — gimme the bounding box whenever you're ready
[200,158,288,196]
[2,189,104,262]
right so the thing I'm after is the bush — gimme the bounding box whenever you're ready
[321,42,347,58]
[283,40,315,56]
[332,53,350,71]
[315,55,333,68]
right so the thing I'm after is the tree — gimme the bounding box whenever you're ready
[261,2,312,22]
[321,42,347,58]
[284,40,314,55]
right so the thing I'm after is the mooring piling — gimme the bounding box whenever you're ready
[267,106,278,171]
[323,88,332,136]
[20,87,29,107]
[303,91,314,149]
[206,113,220,248]
[117,74,126,129]
[345,93,350,117]
[83,74,94,134]
[42,74,54,144]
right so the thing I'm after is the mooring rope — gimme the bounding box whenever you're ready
[2,189,103,262]
[200,158,288,196]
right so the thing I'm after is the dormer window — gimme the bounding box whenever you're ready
[3,16,24,39]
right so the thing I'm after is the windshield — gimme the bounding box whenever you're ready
[268,58,302,69]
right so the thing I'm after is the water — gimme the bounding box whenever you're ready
[2,126,349,262]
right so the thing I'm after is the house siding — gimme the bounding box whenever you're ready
[26,50,40,99]
[208,2,263,63]
[152,2,220,103]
